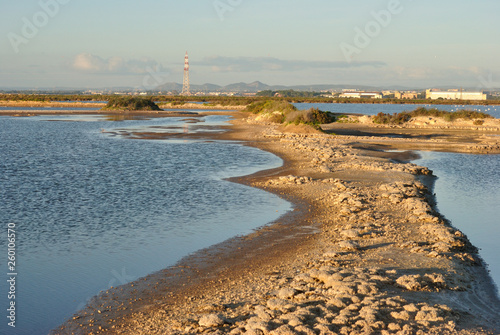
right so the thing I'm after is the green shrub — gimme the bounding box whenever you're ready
[103,97,161,111]
[373,112,411,125]
[285,108,335,124]
[245,101,334,127]
[311,108,336,124]
[244,100,272,114]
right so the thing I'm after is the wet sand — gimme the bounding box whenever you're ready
[45,110,500,334]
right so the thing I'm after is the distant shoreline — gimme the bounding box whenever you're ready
[2,98,500,110]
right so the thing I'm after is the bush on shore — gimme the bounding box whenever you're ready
[102,97,161,111]
[285,108,336,125]
[373,107,493,125]
[245,100,335,127]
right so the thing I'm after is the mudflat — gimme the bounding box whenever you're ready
[52,111,500,334]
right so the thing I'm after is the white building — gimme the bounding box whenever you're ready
[339,91,383,99]
[426,89,487,100]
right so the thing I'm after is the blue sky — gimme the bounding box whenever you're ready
[1,0,499,89]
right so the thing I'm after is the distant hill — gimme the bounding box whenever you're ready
[223,81,270,91]
[155,81,386,93]
[155,82,182,91]
[196,83,222,91]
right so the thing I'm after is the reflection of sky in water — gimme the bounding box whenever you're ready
[108,115,230,135]
[38,114,111,122]
[0,115,291,335]
[416,151,500,296]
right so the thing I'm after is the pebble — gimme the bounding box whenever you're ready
[198,314,225,328]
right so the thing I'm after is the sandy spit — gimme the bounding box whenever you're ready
[53,112,500,335]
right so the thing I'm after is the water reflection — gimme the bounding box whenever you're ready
[104,114,151,121]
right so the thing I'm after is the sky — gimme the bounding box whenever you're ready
[0,0,499,90]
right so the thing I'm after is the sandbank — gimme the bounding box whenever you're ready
[47,111,500,334]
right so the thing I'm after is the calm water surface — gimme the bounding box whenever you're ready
[0,114,291,335]
[415,152,500,295]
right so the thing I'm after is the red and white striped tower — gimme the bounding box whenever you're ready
[181,51,190,95]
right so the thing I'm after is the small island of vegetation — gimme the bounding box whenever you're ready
[102,97,161,111]
[245,100,335,128]
[373,107,493,125]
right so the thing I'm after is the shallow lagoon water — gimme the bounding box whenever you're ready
[415,151,500,296]
[0,115,291,335]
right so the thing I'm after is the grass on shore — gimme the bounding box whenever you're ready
[373,107,493,125]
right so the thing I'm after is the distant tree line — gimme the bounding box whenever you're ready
[256,90,323,98]
[1,93,499,106]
